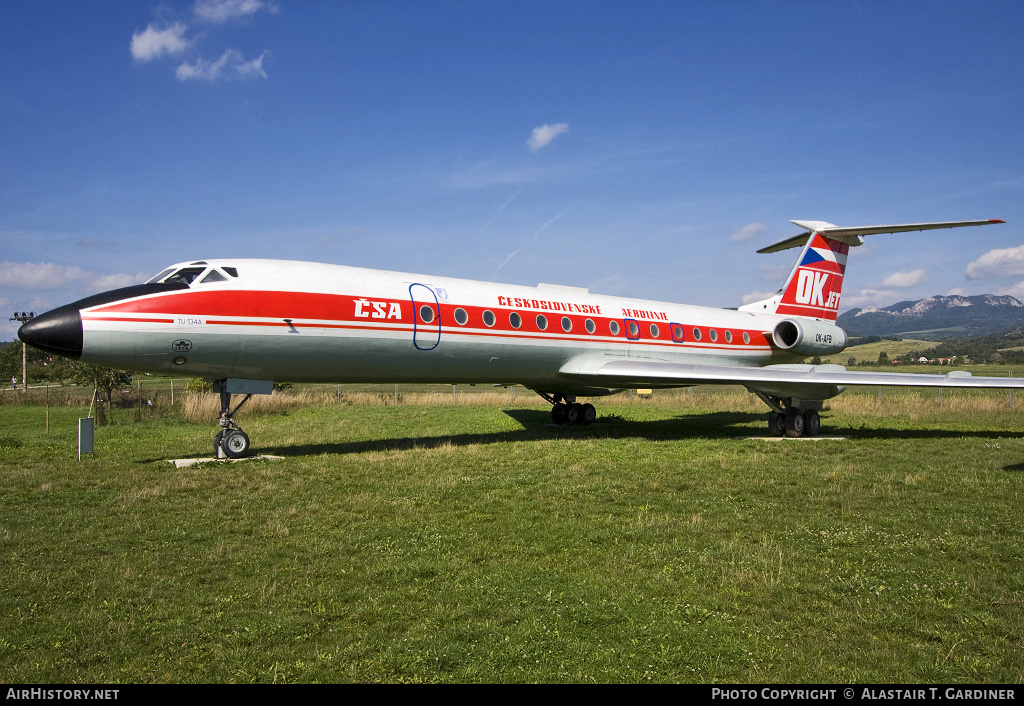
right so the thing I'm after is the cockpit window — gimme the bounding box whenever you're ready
[147,265,239,286]
[146,268,176,284]
[162,267,207,286]
[200,270,228,284]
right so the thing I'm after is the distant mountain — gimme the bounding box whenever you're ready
[837,294,1024,339]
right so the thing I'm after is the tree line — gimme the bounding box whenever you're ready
[0,340,133,406]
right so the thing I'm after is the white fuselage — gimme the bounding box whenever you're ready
[79,259,804,394]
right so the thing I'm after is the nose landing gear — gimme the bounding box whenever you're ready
[215,390,253,459]
[211,379,274,458]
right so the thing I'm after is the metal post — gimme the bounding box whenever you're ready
[9,312,35,392]
[78,418,94,460]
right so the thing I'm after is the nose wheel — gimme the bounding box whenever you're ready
[214,385,255,458]
[215,426,251,459]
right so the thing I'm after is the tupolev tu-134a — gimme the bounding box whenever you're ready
[18,217,1023,458]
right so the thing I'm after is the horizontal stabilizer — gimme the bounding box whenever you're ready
[757,219,1005,254]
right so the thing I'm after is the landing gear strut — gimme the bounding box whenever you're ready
[215,389,253,458]
[536,392,596,426]
[211,379,274,458]
[756,391,821,438]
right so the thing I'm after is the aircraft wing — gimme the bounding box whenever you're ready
[557,356,1024,399]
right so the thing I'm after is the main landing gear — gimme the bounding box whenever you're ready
[536,392,597,426]
[755,391,821,438]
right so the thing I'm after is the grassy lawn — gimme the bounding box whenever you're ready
[0,387,1022,683]
[841,339,937,364]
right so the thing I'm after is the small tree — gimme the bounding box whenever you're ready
[62,360,134,422]
[877,351,889,366]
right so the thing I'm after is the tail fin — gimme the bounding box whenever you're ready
[738,218,1005,322]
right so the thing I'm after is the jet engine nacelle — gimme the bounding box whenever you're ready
[771,318,847,357]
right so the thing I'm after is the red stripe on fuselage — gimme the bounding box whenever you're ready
[82,316,175,324]
[85,288,774,351]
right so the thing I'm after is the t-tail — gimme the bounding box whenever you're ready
[738,218,1006,321]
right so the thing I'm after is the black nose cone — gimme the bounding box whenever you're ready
[18,305,83,359]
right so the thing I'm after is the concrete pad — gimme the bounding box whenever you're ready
[733,435,846,442]
[169,455,284,468]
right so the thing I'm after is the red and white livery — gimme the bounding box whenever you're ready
[19,218,1019,456]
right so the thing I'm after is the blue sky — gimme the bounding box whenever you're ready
[3,0,1023,339]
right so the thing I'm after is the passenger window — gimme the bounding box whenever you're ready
[561,317,572,332]
[609,321,620,336]
[482,310,496,327]
[671,324,685,342]
[536,315,548,331]
[510,312,522,329]
[710,329,718,342]
[585,319,596,334]
[454,308,468,325]
[627,321,639,338]
[419,305,435,324]
[693,328,702,341]
[649,324,659,338]
[743,332,751,344]
[725,330,733,343]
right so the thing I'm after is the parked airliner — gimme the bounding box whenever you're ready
[19,218,1022,458]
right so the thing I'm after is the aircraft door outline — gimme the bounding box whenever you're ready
[409,283,441,350]
[624,318,641,341]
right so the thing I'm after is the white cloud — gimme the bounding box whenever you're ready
[130,22,190,62]
[194,0,278,23]
[0,262,91,289]
[731,223,765,242]
[132,2,276,81]
[881,269,927,288]
[176,49,269,82]
[527,123,569,152]
[741,291,776,305]
[840,288,899,309]
[965,245,1024,279]
[0,262,146,293]
[92,273,149,291]
[996,281,1024,300]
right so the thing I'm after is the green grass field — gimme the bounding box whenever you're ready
[842,339,936,363]
[1,385,1022,683]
